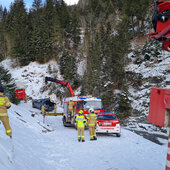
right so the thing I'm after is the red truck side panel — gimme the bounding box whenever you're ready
[148,88,170,127]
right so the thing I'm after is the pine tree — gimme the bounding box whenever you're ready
[32,0,43,11]
[44,0,61,60]
[0,65,19,104]
[59,49,77,82]
[5,0,31,65]
[69,8,81,48]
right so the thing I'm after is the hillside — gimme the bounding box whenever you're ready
[124,47,170,131]
[0,0,169,139]
[1,46,169,133]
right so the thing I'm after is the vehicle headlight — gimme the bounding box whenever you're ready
[116,124,120,128]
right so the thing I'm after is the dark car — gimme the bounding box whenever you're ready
[32,98,55,111]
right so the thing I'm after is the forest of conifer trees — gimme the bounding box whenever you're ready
[0,0,153,117]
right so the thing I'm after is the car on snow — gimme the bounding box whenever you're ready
[32,98,55,112]
[96,113,121,137]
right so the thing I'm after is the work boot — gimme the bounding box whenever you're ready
[90,138,94,141]
[82,139,85,142]
[78,138,81,142]
[93,136,97,140]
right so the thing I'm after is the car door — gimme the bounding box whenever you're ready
[35,100,41,109]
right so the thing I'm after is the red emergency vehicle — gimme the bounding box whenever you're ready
[15,89,27,101]
[63,95,104,126]
[45,77,106,126]
[96,113,121,137]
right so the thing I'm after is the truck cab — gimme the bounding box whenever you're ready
[62,95,104,126]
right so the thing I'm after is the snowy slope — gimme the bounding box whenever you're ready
[0,102,168,170]
[124,50,170,131]
[126,50,170,116]
[1,58,85,106]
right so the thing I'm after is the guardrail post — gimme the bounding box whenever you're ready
[166,128,170,170]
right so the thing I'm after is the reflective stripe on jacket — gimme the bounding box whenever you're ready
[87,113,97,127]
[0,93,11,116]
[75,115,86,128]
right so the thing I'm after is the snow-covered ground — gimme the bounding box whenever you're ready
[0,102,168,170]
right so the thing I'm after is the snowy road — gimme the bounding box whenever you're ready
[0,102,168,170]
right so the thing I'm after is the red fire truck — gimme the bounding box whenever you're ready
[45,77,105,126]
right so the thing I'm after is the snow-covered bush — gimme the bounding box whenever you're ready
[114,91,132,120]
[142,39,163,61]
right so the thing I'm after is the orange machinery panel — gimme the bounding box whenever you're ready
[148,88,170,127]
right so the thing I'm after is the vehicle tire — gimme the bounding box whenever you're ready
[63,116,67,127]
[32,103,35,108]
[116,133,121,137]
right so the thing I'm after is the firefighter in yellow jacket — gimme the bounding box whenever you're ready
[75,110,86,142]
[0,87,12,138]
[68,99,75,116]
[41,105,45,115]
[87,108,97,140]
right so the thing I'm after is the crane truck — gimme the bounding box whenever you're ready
[45,77,105,127]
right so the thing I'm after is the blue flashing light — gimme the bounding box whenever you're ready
[79,97,87,100]
[103,112,114,114]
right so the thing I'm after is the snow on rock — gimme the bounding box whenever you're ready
[125,50,169,132]
[77,59,86,76]
[0,102,168,170]
[1,59,61,101]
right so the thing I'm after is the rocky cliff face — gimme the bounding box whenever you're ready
[124,42,170,132]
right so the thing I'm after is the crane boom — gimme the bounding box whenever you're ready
[45,77,75,97]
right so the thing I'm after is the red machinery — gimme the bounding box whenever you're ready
[148,0,170,51]
[45,77,105,126]
[45,77,75,97]
[15,89,27,101]
[148,88,170,169]
[148,88,170,127]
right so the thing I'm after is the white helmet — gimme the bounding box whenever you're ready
[89,108,94,113]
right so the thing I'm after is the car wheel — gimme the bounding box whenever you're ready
[116,133,121,137]
[32,103,35,108]
[63,116,67,127]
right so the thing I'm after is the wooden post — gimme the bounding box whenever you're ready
[43,114,45,123]
[166,110,170,170]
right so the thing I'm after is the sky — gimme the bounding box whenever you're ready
[0,0,79,10]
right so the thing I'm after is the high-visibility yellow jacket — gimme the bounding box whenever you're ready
[87,113,97,127]
[68,101,75,112]
[54,104,57,113]
[75,114,86,128]
[0,92,11,116]
[41,105,45,114]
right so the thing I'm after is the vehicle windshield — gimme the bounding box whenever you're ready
[97,115,116,120]
[83,101,102,110]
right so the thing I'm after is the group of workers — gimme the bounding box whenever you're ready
[0,87,97,142]
[68,99,98,142]
[75,108,97,142]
